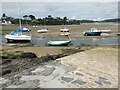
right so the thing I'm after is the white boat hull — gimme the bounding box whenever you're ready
[5,35,31,41]
[37,29,48,33]
[60,32,70,36]
[100,30,111,33]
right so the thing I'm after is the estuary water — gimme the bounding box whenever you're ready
[1,34,119,46]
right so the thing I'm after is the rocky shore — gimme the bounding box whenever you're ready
[0,45,118,88]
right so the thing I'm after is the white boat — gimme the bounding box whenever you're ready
[5,28,31,42]
[4,2,31,42]
[60,28,69,32]
[60,26,70,36]
[60,32,70,36]
[37,18,48,33]
[100,29,111,33]
[37,29,48,33]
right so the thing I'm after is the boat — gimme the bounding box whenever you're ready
[4,2,31,42]
[47,40,71,46]
[60,26,70,36]
[60,29,70,36]
[60,32,70,36]
[5,28,31,42]
[100,29,111,33]
[37,18,48,33]
[37,29,48,33]
[83,28,102,36]
[116,33,120,36]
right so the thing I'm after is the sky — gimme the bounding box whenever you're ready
[1,1,119,21]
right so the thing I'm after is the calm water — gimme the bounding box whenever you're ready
[31,34,119,46]
[1,34,119,46]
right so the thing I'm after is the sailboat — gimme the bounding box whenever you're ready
[60,25,70,36]
[37,18,48,33]
[4,2,31,42]
[47,36,72,46]
[47,40,71,46]
[83,28,102,36]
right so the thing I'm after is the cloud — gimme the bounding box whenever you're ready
[1,0,120,2]
[2,2,118,20]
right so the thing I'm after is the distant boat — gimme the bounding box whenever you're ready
[60,25,70,36]
[83,28,102,36]
[47,40,71,46]
[5,28,31,42]
[37,29,48,33]
[37,18,48,33]
[1,20,13,25]
[116,33,120,36]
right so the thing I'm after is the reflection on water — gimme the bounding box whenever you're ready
[1,34,119,46]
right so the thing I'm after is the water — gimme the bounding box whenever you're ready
[71,37,118,46]
[31,34,119,46]
[1,34,119,46]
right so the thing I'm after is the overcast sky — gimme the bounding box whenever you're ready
[2,2,118,20]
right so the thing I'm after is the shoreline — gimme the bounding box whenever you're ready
[1,45,118,88]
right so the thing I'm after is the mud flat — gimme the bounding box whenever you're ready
[0,45,118,88]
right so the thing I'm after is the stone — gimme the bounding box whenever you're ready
[99,77,108,81]
[31,68,45,74]
[41,67,55,76]
[75,72,84,76]
[2,68,12,76]
[72,80,87,85]
[61,77,74,83]
[95,80,103,85]
[2,59,11,64]
[103,81,111,85]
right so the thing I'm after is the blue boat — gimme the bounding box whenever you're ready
[83,28,102,36]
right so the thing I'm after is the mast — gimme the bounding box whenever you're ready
[44,18,46,29]
[17,1,22,29]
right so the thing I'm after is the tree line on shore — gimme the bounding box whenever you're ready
[1,13,120,25]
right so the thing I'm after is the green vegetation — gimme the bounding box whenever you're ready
[1,13,120,26]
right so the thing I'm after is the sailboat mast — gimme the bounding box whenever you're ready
[44,18,46,29]
[17,1,22,29]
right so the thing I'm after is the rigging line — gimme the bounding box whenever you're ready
[17,0,22,29]
[20,3,29,28]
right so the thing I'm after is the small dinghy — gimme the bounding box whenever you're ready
[47,40,71,46]
[37,29,48,33]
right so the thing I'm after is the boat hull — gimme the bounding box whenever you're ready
[84,32,102,36]
[37,29,48,33]
[47,40,71,46]
[5,35,31,42]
